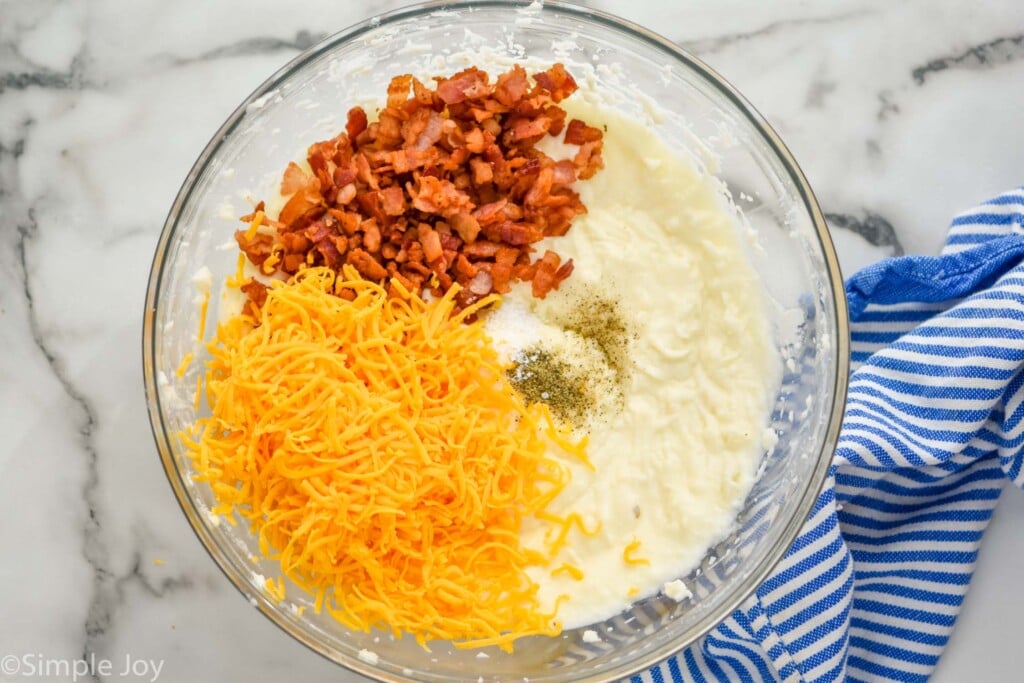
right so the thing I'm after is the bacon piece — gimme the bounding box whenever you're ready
[531,250,569,298]
[316,237,344,268]
[410,176,475,217]
[376,112,403,147]
[469,157,493,185]
[524,166,553,207]
[387,74,413,108]
[574,141,604,180]
[564,119,604,145]
[404,108,444,151]
[455,253,478,279]
[235,230,274,267]
[507,115,552,143]
[448,212,481,244]
[467,269,492,295]
[494,221,542,246]
[533,63,578,102]
[239,201,266,223]
[280,231,310,253]
[280,162,310,195]
[347,248,388,280]
[418,224,444,263]
[462,240,501,258]
[494,65,530,107]
[473,199,507,225]
[240,279,268,308]
[278,185,322,225]
[333,166,356,188]
[435,67,489,104]
[303,217,334,244]
[552,160,576,185]
[362,219,382,253]
[346,107,368,140]
[411,77,435,107]
[490,247,520,294]
[379,186,406,216]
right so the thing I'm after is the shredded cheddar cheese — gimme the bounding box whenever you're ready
[193,374,202,413]
[539,511,602,557]
[265,576,286,602]
[623,538,650,566]
[175,353,193,378]
[184,266,585,651]
[243,209,264,241]
[197,289,211,342]
[551,563,585,581]
[227,252,247,288]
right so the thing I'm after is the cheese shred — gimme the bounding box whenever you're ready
[184,266,584,651]
[623,538,650,566]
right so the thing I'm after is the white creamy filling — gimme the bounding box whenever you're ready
[485,99,780,629]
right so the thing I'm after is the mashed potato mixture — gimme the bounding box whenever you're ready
[191,64,780,646]
[487,101,780,628]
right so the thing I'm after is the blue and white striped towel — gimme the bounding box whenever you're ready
[637,187,1024,682]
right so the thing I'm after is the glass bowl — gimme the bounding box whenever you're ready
[142,1,849,681]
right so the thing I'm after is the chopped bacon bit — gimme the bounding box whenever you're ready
[467,269,492,295]
[361,219,382,253]
[435,67,490,105]
[418,224,444,263]
[387,74,413,108]
[469,157,493,185]
[235,230,274,268]
[239,201,266,223]
[462,240,501,259]
[411,176,474,217]
[455,253,478,279]
[346,107,368,140]
[494,65,530,107]
[280,162,309,195]
[348,248,388,280]
[552,160,576,185]
[496,222,542,246]
[532,250,571,298]
[574,140,605,180]
[404,108,444,151]
[449,212,481,244]
[240,278,268,308]
[379,186,406,216]
[411,77,435,107]
[564,119,603,145]
[238,63,603,312]
[507,115,552,143]
[278,188,321,225]
[533,63,578,102]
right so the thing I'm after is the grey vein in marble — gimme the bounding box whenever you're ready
[912,31,1024,84]
[14,206,115,675]
[0,56,88,93]
[825,211,904,256]
[681,11,867,56]
[166,30,329,67]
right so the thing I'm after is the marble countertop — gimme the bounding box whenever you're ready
[3,1,1023,681]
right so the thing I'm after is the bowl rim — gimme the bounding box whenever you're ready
[142,1,850,680]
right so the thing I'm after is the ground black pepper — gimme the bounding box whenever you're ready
[506,293,633,427]
[507,348,594,425]
[558,294,630,386]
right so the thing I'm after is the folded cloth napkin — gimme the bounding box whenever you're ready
[636,187,1024,683]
